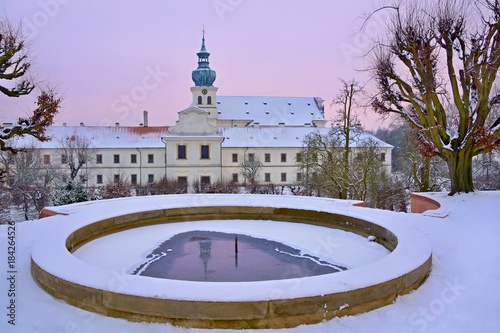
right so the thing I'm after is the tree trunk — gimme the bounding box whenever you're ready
[446,147,475,195]
[419,157,431,192]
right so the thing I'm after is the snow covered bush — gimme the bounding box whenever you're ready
[52,182,88,206]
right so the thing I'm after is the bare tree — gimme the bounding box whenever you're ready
[1,146,54,220]
[367,170,407,212]
[239,155,262,193]
[331,79,364,198]
[473,150,500,189]
[348,137,386,202]
[368,0,500,195]
[0,18,61,180]
[299,130,345,198]
[0,19,33,97]
[298,128,386,203]
[0,186,13,224]
[377,120,448,192]
[57,135,95,182]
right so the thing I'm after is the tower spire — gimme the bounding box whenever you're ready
[192,29,216,87]
[201,26,207,52]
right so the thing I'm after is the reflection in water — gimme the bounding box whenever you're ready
[132,231,348,282]
[199,240,212,281]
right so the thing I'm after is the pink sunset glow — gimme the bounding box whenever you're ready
[1,0,390,130]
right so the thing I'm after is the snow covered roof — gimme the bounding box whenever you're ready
[215,96,325,126]
[8,126,170,149]
[6,125,391,151]
[221,127,393,149]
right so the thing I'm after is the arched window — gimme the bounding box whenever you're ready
[197,96,203,105]
[207,96,212,105]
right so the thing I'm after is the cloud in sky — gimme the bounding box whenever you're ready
[1,0,390,130]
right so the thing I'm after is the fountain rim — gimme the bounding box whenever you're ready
[30,194,432,328]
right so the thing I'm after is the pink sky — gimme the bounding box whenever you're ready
[1,0,390,130]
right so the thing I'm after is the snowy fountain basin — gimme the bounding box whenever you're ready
[31,194,432,329]
[75,223,359,282]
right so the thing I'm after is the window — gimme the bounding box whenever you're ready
[232,153,238,163]
[281,173,287,182]
[248,153,255,163]
[281,153,287,162]
[265,173,271,182]
[197,96,203,105]
[61,154,67,164]
[43,154,51,164]
[113,154,120,164]
[265,153,271,163]
[114,174,120,183]
[148,174,154,184]
[207,96,212,105]
[96,154,103,164]
[296,152,303,163]
[131,154,137,164]
[232,173,239,183]
[177,145,187,159]
[380,153,386,162]
[312,172,318,182]
[131,174,137,185]
[297,173,303,182]
[96,175,103,184]
[201,145,210,159]
[79,175,87,183]
[178,176,188,189]
[201,176,210,186]
[148,154,154,164]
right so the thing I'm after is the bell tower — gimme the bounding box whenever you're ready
[191,29,218,119]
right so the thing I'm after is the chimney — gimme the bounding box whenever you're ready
[143,110,149,127]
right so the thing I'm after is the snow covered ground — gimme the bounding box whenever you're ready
[1,192,499,333]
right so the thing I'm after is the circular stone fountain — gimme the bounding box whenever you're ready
[31,195,432,329]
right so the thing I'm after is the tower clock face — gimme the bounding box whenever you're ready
[202,89,208,95]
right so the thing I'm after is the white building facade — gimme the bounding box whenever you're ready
[4,32,392,190]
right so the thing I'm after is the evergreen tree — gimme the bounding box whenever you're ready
[52,182,88,206]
